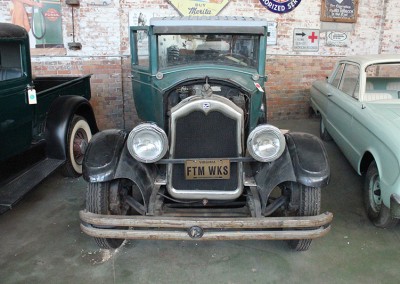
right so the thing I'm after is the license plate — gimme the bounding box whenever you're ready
[185,159,230,180]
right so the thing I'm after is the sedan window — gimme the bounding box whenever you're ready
[338,64,360,99]
[331,63,345,88]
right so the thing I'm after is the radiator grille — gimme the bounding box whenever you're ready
[171,110,239,191]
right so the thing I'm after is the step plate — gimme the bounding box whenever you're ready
[0,158,64,214]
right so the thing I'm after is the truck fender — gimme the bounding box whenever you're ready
[83,129,157,211]
[285,132,330,188]
[46,96,98,160]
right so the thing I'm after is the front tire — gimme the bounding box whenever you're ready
[62,115,92,177]
[363,161,398,228]
[86,180,131,249]
[287,184,321,251]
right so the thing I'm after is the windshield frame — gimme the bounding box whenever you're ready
[156,33,261,71]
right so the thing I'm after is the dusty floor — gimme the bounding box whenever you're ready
[0,118,399,284]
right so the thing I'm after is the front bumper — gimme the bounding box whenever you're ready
[80,210,333,241]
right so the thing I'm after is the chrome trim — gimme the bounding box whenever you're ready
[167,94,244,200]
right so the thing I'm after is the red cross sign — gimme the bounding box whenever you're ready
[293,29,320,52]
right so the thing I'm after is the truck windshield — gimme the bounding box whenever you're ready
[158,34,259,69]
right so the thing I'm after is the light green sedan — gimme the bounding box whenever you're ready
[311,55,400,228]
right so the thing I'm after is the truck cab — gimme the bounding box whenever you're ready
[81,17,332,251]
[0,23,98,213]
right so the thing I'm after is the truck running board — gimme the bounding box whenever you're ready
[0,158,64,214]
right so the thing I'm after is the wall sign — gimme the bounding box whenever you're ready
[168,0,230,16]
[320,0,358,23]
[267,22,277,45]
[259,0,302,14]
[326,31,349,47]
[293,29,320,52]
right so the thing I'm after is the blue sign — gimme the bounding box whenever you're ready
[259,0,302,14]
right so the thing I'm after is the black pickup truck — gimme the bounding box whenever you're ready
[0,23,98,213]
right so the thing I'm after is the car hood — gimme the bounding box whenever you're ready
[153,65,262,94]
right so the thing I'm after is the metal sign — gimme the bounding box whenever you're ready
[259,0,302,14]
[326,31,349,47]
[168,0,230,16]
[267,21,277,45]
[293,29,319,52]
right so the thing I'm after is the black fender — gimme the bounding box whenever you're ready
[83,129,157,211]
[45,96,98,160]
[254,132,330,214]
[285,132,330,188]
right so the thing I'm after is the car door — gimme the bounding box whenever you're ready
[130,26,164,126]
[0,41,33,161]
[326,62,362,167]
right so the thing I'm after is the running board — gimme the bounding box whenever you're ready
[0,158,64,214]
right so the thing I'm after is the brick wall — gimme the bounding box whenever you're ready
[1,0,399,129]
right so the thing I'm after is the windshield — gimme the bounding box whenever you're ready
[157,34,259,69]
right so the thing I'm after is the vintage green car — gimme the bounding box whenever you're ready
[80,17,332,251]
[311,55,400,228]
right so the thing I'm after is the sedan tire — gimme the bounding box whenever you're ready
[364,161,398,228]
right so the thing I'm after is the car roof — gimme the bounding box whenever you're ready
[150,16,268,27]
[339,54,400,69]
[149,16,268,34]
[0,23,28,40]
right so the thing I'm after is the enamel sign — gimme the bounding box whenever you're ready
[259,0,302,14]
[326,31,349,46]
[293,29,320,52]
[169,0,231,16]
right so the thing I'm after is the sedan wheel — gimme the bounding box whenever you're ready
[363,161,398,228]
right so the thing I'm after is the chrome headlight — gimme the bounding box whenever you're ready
[247,124,285,162]
[127,123,168,163]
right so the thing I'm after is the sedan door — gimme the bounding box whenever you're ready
[326,62,363,168]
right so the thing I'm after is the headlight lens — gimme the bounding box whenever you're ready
[127,123,168,163]
[247,124,285,162]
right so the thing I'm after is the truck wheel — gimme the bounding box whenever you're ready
[62,115,92,177]
[319,118,332,141]
[288,184,321,251]
[86,180,130,249]
[363,161,398,228]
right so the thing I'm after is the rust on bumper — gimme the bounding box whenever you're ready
[80,210,333,241]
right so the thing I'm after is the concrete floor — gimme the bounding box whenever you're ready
[0,118,399,284]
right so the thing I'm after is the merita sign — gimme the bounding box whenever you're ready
[168,0,231,16]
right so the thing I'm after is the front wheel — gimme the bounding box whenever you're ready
[61,115,92,177]
[287,183,321,251]
[363,161,398,228]
[86,180,132,249]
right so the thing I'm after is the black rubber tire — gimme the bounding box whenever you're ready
[86,181,126,249]
[61,115,92,177]
[363,161,398,228]
[319,117,332,141]
[288,184,321,251]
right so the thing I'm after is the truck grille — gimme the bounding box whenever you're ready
[171,110,239,191]
[168,94,243,199]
